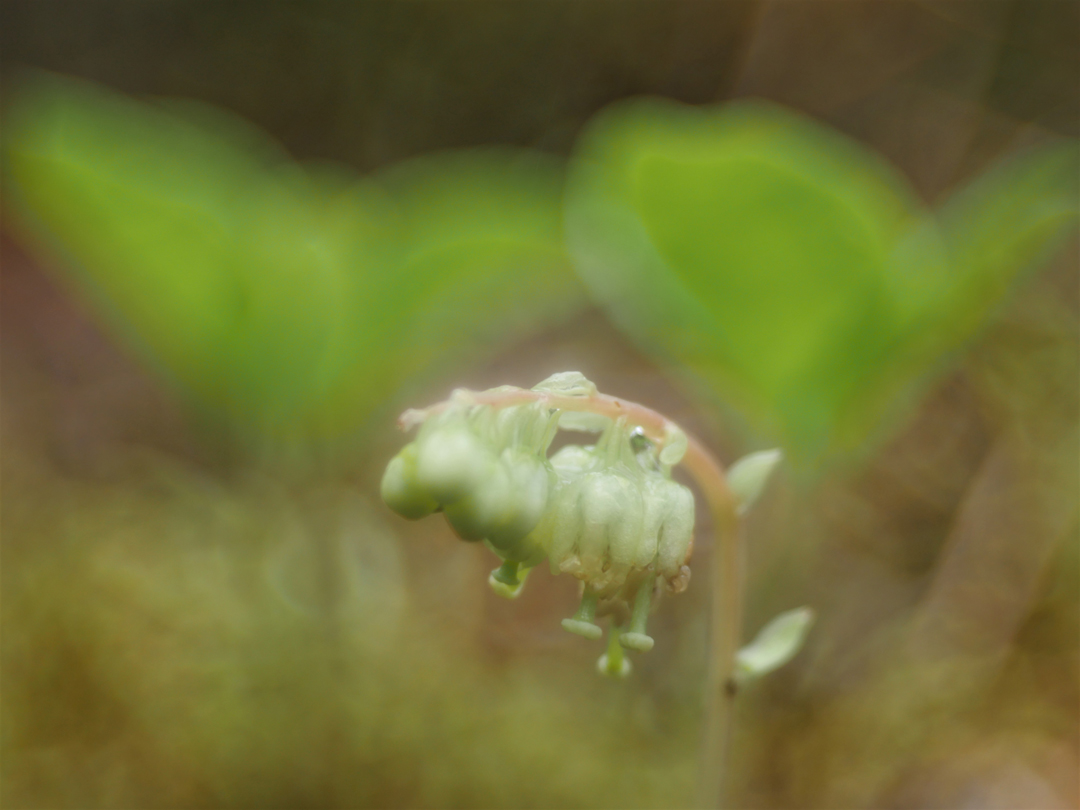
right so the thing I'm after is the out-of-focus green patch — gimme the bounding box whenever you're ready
[2,73,582,453]
[565,97,1078,458]
[369,147,581,411]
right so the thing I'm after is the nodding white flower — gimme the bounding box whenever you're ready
[381,373,696,657]
[533,426,694,599]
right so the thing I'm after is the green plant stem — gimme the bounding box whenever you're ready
[682,437,742,810]
[399,386,743,808]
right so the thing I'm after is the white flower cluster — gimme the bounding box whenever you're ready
[382,392,557,565]
[381,373,696,655]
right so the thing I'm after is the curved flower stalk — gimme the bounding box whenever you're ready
[383,372,695,651]
[381,371,798,808]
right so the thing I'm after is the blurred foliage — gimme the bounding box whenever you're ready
[6,75,1074,462]
[3,73,582,454]
[565,96,1078,457]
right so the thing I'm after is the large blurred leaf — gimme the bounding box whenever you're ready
[3,74,582,450]
[565,97,1078,457]
[372,147,580,394]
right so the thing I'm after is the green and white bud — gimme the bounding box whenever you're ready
[577,472,624,571]
[577,471,641,593]
[603,476,643,571]
[549,444,596,477]
[486,450,551,555]
[657,481,695,591]
[727,448,783,515]
[632,478,667,569]
[443,456,512,541]
[381,444,439,520]
[415,423,492,504]
[547,476,586,575]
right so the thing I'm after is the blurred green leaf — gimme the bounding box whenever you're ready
[3,74,582,450]
[933,143,1079,346]
[372,147,583,397]
[565,98,1078,457]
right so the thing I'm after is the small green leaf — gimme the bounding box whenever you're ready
[726,449,782,515]
[736,606,815,682]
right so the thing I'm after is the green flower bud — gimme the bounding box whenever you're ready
[489,450,551,550]
[443,456,511,541]
[549,444,597,476]
[381,444,439,520]
[547,475,586,574]
[480,400,557,456]
[415,424,492,504]
[398,401,559,559]
[657,481,695,590]
[577,471,641,593]
[633,478,671,569]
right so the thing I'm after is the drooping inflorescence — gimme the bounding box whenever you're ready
[381,372,696,668]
